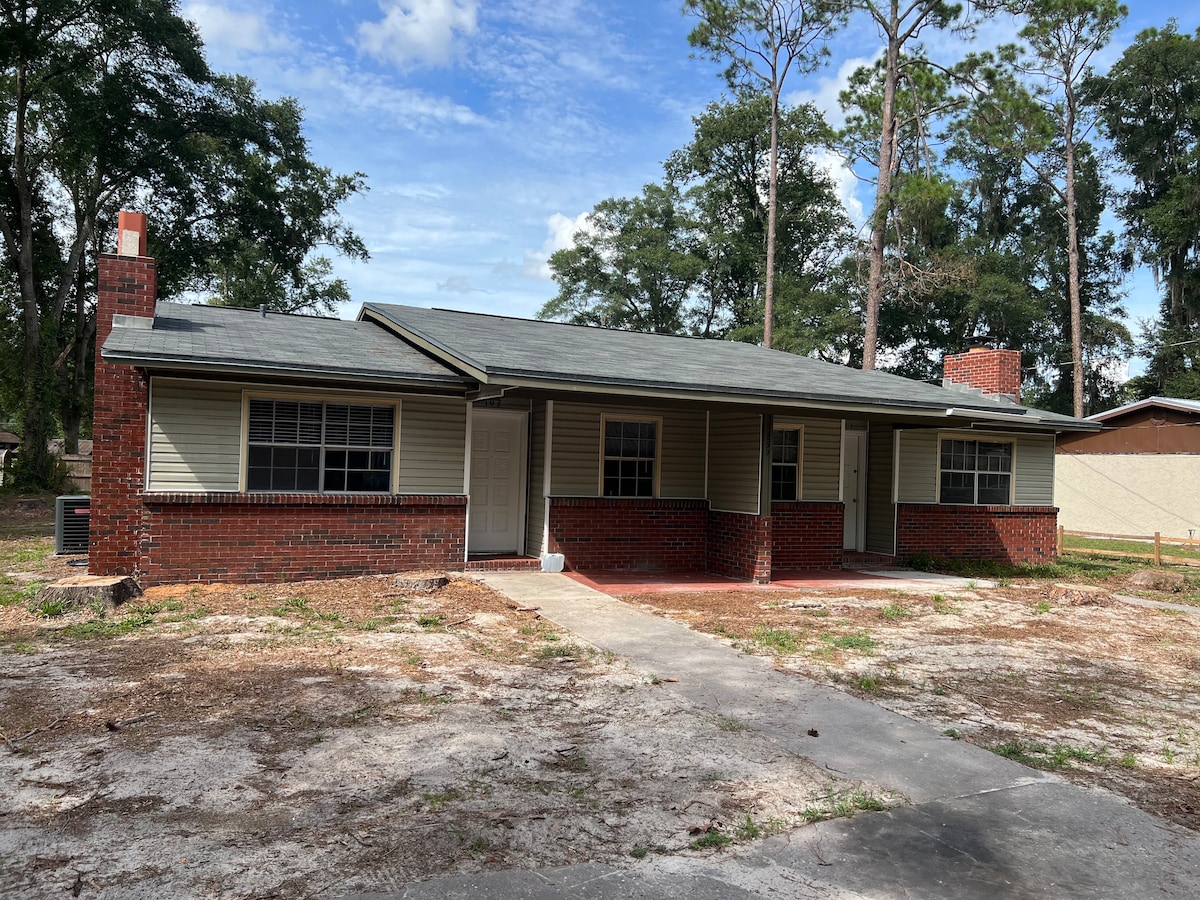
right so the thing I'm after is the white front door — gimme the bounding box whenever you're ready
[468,410,526,555]
[843,431,867,550]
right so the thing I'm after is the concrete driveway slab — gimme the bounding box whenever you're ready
[351,572,1200,899]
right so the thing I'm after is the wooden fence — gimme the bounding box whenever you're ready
[1058,527,1200,567]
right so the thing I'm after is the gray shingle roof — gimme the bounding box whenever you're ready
[1088,396,1200,421]
[363,303,1092,428]
[103,302,469,388]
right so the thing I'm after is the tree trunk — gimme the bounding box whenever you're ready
[1064,100,1085,419]
[11,56,56,488]
[764,83,781,349]
[863,22,901,371]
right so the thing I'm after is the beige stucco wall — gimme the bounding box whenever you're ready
[1055,453,1200,537]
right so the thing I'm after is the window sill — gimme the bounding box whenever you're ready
[140,491,467,507]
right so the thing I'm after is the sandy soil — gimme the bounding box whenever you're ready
[625,580,1200,832]
[0,572,884,899]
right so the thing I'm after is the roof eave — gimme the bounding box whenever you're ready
[102,350,472,391]
[483,371,1090,429]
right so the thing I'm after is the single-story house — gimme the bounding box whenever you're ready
[1056,396,1200,538]
[91,213,1097,585]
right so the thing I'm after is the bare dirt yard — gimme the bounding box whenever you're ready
[4,491,1198,896]
[0,507,890,899]
[625,578,1200,833]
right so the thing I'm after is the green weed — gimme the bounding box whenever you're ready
[931,594,962,615]
[853,674,883,694]
[629,844,667,859]
[734,815,761,840]
[991,739,1108,770]
[58,605,160,639]
[537,643,584,661]
[801,789,891,823]
[749,626,801,654]
[824,631,878,652]
[690,829,731,851]
[714,714,749,733]
[269,596,312,617]
[29,596,66,618]
[879,601,915,622]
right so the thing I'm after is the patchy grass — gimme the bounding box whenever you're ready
[0,577,43,608]
[55,604,163,640]
[800,789,895,824]
[879,601,916,622]
[747,626,801,655]
[989,739,1111,771]
[824,630,878,652]
[689,828,732,851]
[1064,534,1200,562]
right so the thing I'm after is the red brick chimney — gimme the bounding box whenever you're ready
[90,212,156,576]
[943,339,1022,404]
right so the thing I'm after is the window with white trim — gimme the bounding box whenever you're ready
[770,428,801,501]
[602,417,657,497]
[247,398,395,492]
[939,438,1012,505]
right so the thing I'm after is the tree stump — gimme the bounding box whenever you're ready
[1126,568,1186,593]
[1047,583,1113,607]
[38,575,141,612]
[393,571,449,593]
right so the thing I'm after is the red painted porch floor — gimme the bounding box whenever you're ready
[564,567,970,594]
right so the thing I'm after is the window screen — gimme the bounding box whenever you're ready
[247,398,394,493]
[602,419,656,497]
[939,439,1012,505]
[770,429,800,501]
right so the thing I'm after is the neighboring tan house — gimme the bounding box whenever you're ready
[90,212,1097,586]
[1056,397,1200,538]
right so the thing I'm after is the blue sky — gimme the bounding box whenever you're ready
[182,0,1198,370]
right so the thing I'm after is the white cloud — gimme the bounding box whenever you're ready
[438,276,482,293]
[182,1,291,53]
[811,148,864,229]
[522,211,591,280]
[358,0,479,68]
[787,55,875,131]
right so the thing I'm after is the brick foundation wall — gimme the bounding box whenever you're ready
[90,252,157,576]
[771,502,844,570]
[547,498,708,572]
[138,493,466,585]
[896,504,1058,564]
[707,509,772,583]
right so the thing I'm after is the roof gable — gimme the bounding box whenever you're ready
[1088,396,1200,423]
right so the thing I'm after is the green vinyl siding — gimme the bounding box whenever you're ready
[776,415,841,502]
[708,410,762,514]
[526,400,548,556]
[396,396,467,494]
[897,430,1055,506]
[549,401,706,498]
[1013,434,1055,506]
[895,430,938,504]
[148,378,242,492]
[549,403,601,495]
[866,425,896,555]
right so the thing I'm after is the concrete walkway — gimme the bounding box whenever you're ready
[348,573,1200,899]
